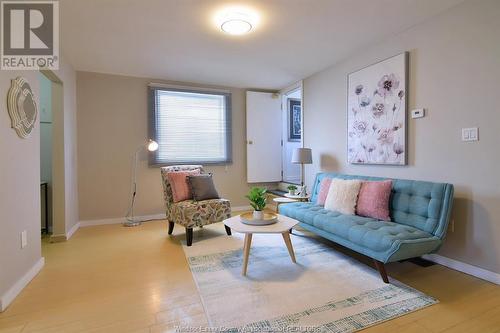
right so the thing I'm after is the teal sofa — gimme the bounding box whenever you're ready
[279,172,454,283]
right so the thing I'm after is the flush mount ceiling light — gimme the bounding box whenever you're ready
[221,13,252,35]
[215,7,259,36]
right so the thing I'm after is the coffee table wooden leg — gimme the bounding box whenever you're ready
[242,233,253,276]
[282,232,296,263]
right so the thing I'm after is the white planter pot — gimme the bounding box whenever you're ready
[253,210,264,220]
[288,190,296,195]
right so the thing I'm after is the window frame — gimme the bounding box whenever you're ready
[148,85,232,167]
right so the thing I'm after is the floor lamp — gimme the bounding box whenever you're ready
[291,148,312,196]
[124,139,159,227]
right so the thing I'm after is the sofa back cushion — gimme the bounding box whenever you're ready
[310,172,454,239]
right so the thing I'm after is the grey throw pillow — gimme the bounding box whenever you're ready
[187,174,220,201]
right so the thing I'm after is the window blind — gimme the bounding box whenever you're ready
[149,87,232,165]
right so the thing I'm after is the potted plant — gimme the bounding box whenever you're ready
[246,187,267,220]
[287,185,298,195]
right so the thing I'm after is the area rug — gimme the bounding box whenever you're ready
[182,227,437,332]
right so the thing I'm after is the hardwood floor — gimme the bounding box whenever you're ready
[0,220,499,333]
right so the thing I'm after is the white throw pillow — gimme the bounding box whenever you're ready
[324,179,362,215]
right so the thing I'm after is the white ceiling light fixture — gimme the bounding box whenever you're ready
[221,14,252,35]
[216,7,259,36]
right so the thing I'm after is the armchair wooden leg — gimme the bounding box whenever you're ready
[373,260,389,283]
[186,228,193,246]
[168,221,174,235]
[224,225,232,236]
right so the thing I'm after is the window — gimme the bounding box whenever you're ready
[149,86,232,165]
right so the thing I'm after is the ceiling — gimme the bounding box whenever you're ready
[60,0,464,89]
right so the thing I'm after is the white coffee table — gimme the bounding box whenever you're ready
[224,214,299,276]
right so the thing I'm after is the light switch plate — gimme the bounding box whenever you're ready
[21,230,27,249]
[462,127,479,142]
[411,108,425,119]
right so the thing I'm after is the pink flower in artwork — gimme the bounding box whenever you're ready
[376,73,400,98]
[378,128,394,145]
[372,103,385,118]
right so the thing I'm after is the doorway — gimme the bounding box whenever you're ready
[39,73,53,233]
[281,86,302,184]
[39,70,65,240]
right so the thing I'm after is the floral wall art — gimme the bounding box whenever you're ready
[347,52,408,165]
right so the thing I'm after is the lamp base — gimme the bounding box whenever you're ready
[123,218,141,227]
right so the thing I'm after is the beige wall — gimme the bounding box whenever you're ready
[303,0,500,274]
[0,56,78,308]
[76,72,253,221]
[0,70,42,303]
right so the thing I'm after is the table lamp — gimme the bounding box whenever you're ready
[291,148,312,195]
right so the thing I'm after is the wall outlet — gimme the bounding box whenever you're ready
[411,108,425,119]
[462,127,479,142]
[21,230,27,249]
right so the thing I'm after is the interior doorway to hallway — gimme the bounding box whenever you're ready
[39,71,66,241]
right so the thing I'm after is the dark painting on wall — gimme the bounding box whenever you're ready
[288,98,301,141]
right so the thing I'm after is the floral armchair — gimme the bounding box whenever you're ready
[160,165,232,246]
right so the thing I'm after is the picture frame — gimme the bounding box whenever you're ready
[288,98,301,142]
[347,52,408,165]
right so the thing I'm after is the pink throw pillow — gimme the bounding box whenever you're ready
[317,178,332,205]
[356,180,392,221]
[167,170,200,203]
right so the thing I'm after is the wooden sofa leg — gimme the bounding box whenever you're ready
[373,260,389,283]
[186,228,193,246]
[168,221,174,235]
[224,225,232,236]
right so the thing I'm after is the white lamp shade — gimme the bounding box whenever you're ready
[147,140,159,152]
[291,148,312,164]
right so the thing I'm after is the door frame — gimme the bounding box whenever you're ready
[39,70,66,241]
[280,81,303,184]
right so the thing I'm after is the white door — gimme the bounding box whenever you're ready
[246,91,282,183]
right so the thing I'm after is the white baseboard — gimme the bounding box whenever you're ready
[66,222,80,240]
[1,257,45,312]
[79,208,252,228]
[423,254,500,285]
[79,214,166,227]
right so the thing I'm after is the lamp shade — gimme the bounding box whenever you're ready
[147,139,159,152]
[291,148,312,164]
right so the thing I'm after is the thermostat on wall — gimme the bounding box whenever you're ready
[411,108,425,119]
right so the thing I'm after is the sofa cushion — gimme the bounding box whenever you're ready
[356,180,392,221]
[280,202,434,253]
[316,178,332,205]
[324,179,362,215]
[169,199,231,228]
[167,170,200,202]
[187,174,220,201]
